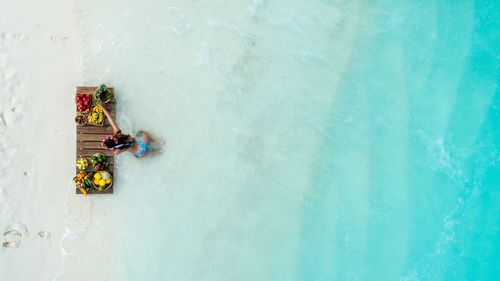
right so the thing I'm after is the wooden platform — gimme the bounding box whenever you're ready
[75,86,115,194]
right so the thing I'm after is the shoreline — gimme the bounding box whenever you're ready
[0,1,120,280]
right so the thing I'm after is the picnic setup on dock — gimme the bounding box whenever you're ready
[73,85,115,195]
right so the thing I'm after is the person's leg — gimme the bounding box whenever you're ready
[135,130,164,144]
[142,148,163,158]
[144,131,164,144]
[151,136,165,144]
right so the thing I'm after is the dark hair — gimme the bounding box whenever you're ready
[103,133,134,150]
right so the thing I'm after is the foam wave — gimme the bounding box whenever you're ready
[51,185,92,281]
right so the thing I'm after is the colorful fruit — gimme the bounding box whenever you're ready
[76,158,89,170]
[91,153,108,169]
[91,171,112,191]
[73,171,96,195]
[79,187,88,196]
[75,114,87,126]
[87,106,104,125]
[74,172,86,185]
[76,94,92,113]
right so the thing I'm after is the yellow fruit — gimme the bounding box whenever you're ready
[94,173,102,180]
[105,179,111,184]
[94,178,100,185]
[80,187,87,196]
[99,179,106,186]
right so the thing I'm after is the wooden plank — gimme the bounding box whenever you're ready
[76,149,114,157]
[75,86,116,195]
[76,187,113,194]
[77,125,114,134]
[76,133,105,142]
[78,142,116,150]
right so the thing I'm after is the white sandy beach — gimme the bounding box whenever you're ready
[0,1,121,280]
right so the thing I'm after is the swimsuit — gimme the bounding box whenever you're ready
[133,130,149,158]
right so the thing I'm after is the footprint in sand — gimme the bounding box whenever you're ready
[0,32,28,42]
[38,231,51,239]
[50,36,69,43]
[2,223,29,249]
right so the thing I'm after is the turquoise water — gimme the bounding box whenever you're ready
[75,0,499,280]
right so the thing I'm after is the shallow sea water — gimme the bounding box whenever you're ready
[73,0,499,280]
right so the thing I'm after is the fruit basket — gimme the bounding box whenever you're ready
[93,171,113,191]
[87,106,105,126]
[94,84,114,104]
[73,171,95,195]
[75,114,87,126]
[76,93,93,113]
[91,153,108,170]
[76,157,89,170]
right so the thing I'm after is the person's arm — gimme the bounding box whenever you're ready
[98,101,120,134]
[113,149,125,155]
